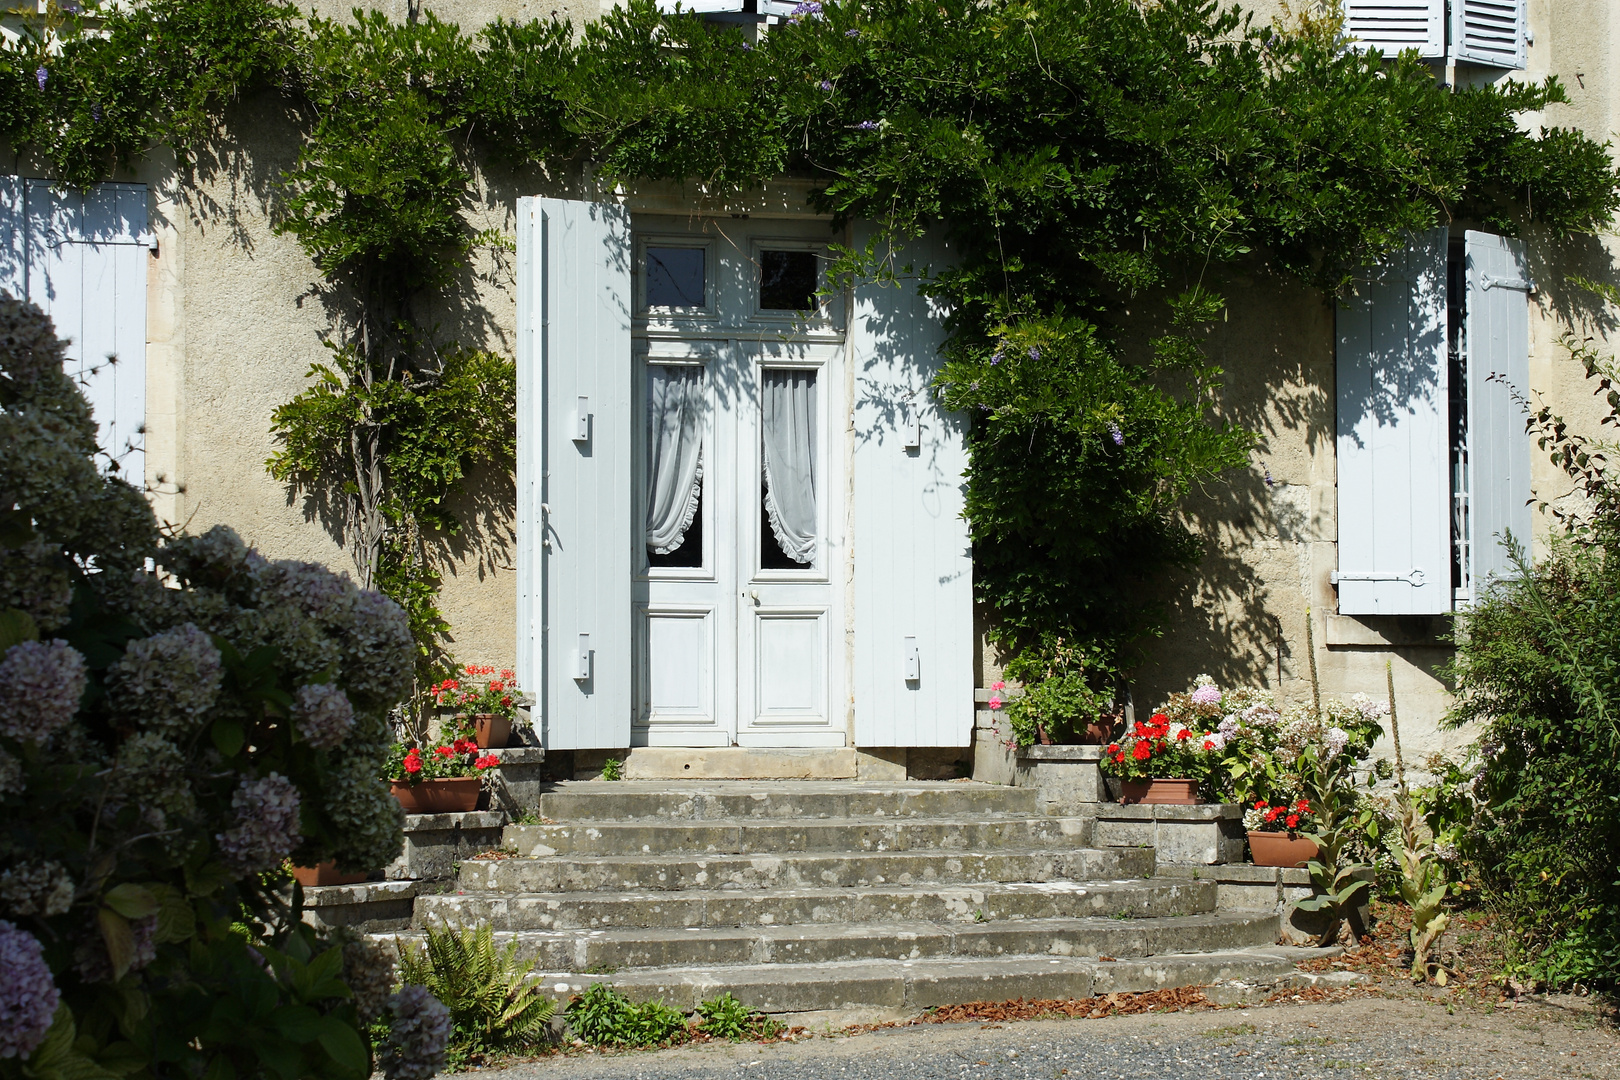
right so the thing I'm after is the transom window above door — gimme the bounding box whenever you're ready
[635,226,842,332]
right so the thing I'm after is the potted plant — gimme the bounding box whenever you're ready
[1098,713,1216,804]
[386,734,501,813]
[1244,798,1320,867]
[999,639,1120,746]
[290,861,369,888]
[435,665,522,749]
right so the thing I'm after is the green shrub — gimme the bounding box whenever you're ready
[564,984,689,1048]
[397,923,556,1056]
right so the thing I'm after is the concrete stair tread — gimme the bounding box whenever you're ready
[536,781,1043,822]
[518,945,1315,1016]
[384,911,1280,971]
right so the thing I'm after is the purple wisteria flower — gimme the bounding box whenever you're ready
[989,349,1003,365]
[1107,421,1124,446]
[819,79,833,91]
[1027,346,1040,361]
[855,120,879,131]
[1262,465,1275,488]
[34,67,46,91]
[791,2,823,16]
[845,28,861,38]
[0,920,58,1060]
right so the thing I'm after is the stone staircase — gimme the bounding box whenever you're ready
[399,781,1315,1023]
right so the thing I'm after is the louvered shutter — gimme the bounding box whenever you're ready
[1463,230,1532,596]
[1334,227,1451,616]
[1345,1,1446,59]
[0,176,22,299]
[851,226,973,747]
[1451,0,1528,69]
[24,180,149,478]
[516,197,634,750]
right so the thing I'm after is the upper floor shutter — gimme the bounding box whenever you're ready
[1463,230,1532,595]
[1345,1,1446,59]
[515,196,634,750]
[1451,0,1528,69]
[851,226,973,748]
[1334,227,1451,616]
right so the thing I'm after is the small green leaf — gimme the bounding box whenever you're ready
[315,1016,369,1077]
[98,908,135,982]
[211,718,244,757]
[0,607,39,651]
[269,1005,323,1043]
[103,884,158,920]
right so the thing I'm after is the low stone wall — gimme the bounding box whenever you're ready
[1157,862,1374,945]
[386,811,506,881]
[485,746,547,814]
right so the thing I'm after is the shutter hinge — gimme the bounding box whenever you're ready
[1331,568,1427,587]
[1482,274,1533,293]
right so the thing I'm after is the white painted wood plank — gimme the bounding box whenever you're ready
[515,197,539,703]
[531,197,634,750]
[1464,229,1532,595]
[0,176,24,300]
[1346,1,1446,58]
[1335,227,1450,615]
[851,226,973,747]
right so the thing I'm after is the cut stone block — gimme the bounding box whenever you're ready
[1093,804,1246,865]
[300,880,417,933]
[386,811,505,881]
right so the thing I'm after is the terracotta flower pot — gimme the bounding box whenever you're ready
[291,861,368,888]
[1118,778,1199,805]
[473,713,511,749]
[390,777,480,814]
[1248,830,1319,868]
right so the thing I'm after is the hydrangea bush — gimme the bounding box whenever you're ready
[0,299,447,1080]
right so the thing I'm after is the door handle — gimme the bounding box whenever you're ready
[748,589,760,606]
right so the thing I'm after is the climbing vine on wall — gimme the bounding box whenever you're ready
[4,0,1617,684]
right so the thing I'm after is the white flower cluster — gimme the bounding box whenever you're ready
[1349,693,1390,722]
[292,683,355,750]
[0,861,74,917]
[1189,675,1222,706]
[0,919,58,1060]
[0,639,87,743]
[215,773,302,875]
[1201,731,1227,752]
[1323,726,1350,761]
[342,937,397,1024]
[1241,805,1270,831]
[379,985,451,1080]
[107,623,224,737]
[1241,702,1283,729]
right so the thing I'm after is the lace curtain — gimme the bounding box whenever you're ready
[762,369,816,564]
[646,365,704,555]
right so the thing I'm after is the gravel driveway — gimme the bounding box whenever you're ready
[475,994,1615,1080]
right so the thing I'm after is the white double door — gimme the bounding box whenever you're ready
[632,217,846,747]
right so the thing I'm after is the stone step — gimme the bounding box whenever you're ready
[456,846,1152,894]
[521,945,1313,1018]
[503,815,1094,858]
[535,780,1043,823]
[299,880,417,933]
[387,911,1279,972]
[415,877,1215,931]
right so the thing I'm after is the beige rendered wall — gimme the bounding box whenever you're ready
[133,1,1620,753]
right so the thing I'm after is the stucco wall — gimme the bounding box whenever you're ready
[128,0,1620,758]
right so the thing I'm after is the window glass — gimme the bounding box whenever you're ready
[646,247,706,308]
[760,368,817,568]
[758,250,819,312]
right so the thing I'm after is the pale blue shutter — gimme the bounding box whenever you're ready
[1346,1,1446,58]
[0,177,22,298]
[851,227,973,747]
[1335,227,1451,616]
[516,197,634,750]
[1451,0,1528,69]
[24,180,149,478]
[1463,230,1532,596]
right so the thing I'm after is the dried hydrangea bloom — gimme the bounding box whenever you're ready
[292,683,354,750]
[117,731,199,832]
[259,559,355,626]
[379,985,451,1080]
[0,920,59,1059]
[321,746,405,873]
[342,937,396,1024]
[215,773,302,876]
[158,524,252,585]
[0,747,19,793]
[341,590,413,706]
[0,861,74,918]
[0,639,87,743]
[107,623,223,736]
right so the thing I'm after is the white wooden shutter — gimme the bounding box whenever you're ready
[851,226,973,747]
[1451,0,1527,69]
[1345,2,1446,59]
[24,179,149,478]
[1463,230,1532,596]
[1334,227,1451,615]
[516,197,634,750]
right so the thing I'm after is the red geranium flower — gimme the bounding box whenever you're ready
[434,745,454,758]
[1266,807,1283,822]
[1285,814,1300,829]
[1203,739,1216,751]
[1176,729,1191,741]
[1254,800,1269,809]
[1132,742,1151,761]
[474,754,500,770]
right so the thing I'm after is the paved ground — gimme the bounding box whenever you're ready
[476,994,1617,1080]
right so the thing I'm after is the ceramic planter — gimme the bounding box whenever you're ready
[473,712,511,749]
[1248,830,1319,868]
[291,861,368,888]
[1118,778,1199,805]
[390,777,480,814]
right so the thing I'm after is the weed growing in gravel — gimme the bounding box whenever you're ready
[696,993,784,1041]
[600,758,624,781]
[1203,1023,1258,1040]
[566,983,688,1047]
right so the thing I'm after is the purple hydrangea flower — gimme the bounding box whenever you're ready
[0,640,87,744]
[0,920,59,1060]
[215,773,302,876]
[34,67,45,91]
[1190,682,1222,707]
[1107,421,1124,446]
[380,986,451,1080]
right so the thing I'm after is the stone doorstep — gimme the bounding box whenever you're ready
[299,880,418,933]
[523,946,1312,1016]
[384,911,1282,973]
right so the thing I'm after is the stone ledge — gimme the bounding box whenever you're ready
[299,880,417,933]
[484,746,546,765]
[1157,862,1311,886]
[301,880,418,908]
[1016,745,1104,762]
[403,811,505,832]
[1095,802,1242,822]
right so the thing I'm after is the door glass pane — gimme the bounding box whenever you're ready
[646,247,706,308]
[759,250,818,312]
[647,364,705,568]
[760,368,816,568]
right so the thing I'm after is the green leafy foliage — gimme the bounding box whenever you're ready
[694,993,783,1041]
[396,923,556,1055]
[564,984,688,1048]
